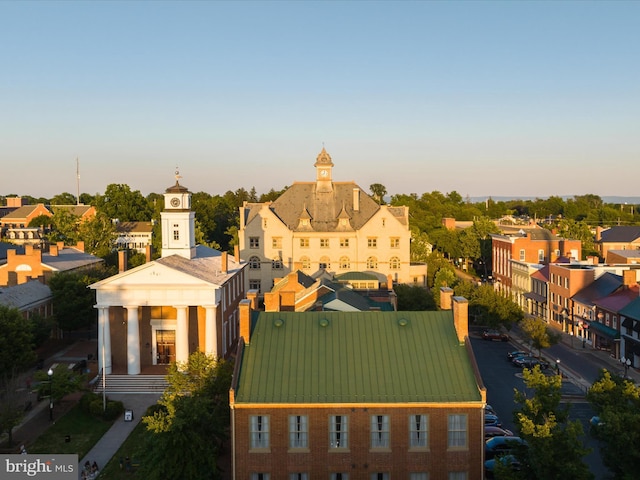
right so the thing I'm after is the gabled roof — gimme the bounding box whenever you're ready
[594,285,640,312]
[235,311,481,404]
[0,280,51,310]
[531,264,550,282]
[116,221,154,234]
[572,272,622,305]
[50,205,95,217]
[599,226,640,243]
[1,204,51,220]
[42,247,103,272]
[620,296,640,321]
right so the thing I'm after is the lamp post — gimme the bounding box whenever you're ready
[47,367,53,421]
[556,359,561,376]
[621,357,631,378]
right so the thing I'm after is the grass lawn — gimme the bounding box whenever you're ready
[29,405,113,457]
[99,420,148,479]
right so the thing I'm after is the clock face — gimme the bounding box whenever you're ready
[170,197,181,207]
[320,169,328,177]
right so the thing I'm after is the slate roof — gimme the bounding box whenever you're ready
[116,221,154,234]
[620,297,640,320]
[234,311,481,404]
[599,226,640,243]
[1,205,47,220]
[155,246,245,285]
[43,247,103,272]
[0,280,51,310]
[262,181,403,232]
[572,272,622,305]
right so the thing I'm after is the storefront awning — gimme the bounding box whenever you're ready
[589,321,620,339]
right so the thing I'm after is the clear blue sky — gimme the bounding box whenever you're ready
[2,1,638,200]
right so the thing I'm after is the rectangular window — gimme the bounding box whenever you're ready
[410,474,429,480]
[447,414,467,448]
[340,238,349,248]
[173,230,180,241]
[272,237,282,249]
[320,238,330,248]
[370,415,390,448]
[368,237,377,248]
[409,414,428,448]
[519,249,525,261]
[331,475,349,480]
[289,415,308,449]
[250,237,260,249]
[329,415,348,449]
[289,474,308,480]
[300,238,309,248]
[251,475,270,480]
[250,415,269,449]
[564,277,568,288]
[249,280,261,292]
[538,249,545,262]
[370,474,389,480]
[448,473,467,480]
[390,237,400,248]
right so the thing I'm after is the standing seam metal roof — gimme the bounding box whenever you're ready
[235,311,481,404]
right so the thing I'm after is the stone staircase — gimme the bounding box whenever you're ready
[93,374,169,394]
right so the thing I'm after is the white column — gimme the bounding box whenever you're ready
[125,306,141,375]
[96,306,112,375]
[204,305,218,357]
[176,306,189,365]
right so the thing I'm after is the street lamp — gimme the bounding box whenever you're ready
[621,357,631,378]
[556,359,561,376]
[47,367,53,421]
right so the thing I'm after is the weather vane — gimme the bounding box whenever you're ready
[175,167,182,182]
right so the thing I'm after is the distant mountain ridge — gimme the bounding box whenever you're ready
[468,196,640,204]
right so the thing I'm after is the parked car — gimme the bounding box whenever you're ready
[485,404,496,415]
[513,356,549,370]
[507,350,526,361]
[484,414,503,428]
[484,454,521,478]
[484,425,514,439]
[485,436,527,459]
[482,329,509,341]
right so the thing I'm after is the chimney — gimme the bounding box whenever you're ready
[57,241,64,251]
[440,287,454,310]
[146,244,152,263]
[623,270,636,287]
[49,244,59,256]
[596,226,603,242]
[387,274,393,292]
[221,251,228,274]
[234,244,240,264]
[25,245,34,255]
[239,299,252,343]
[353,188,360,212]
[247,289,259,310]
[118,250,127,273]
[452,296,469,344]
[75,241,85,252]
[264,292,281,312]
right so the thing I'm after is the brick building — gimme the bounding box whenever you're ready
[229,292,486,479]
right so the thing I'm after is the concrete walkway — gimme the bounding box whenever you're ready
[78,393,160,479]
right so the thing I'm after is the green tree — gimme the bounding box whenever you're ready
[140,351,233,480]
[510,366,593,480]
[77,212,117,257]
[48,272,97,331]
[0,305,36,377]
[50,192,77,205]
[519,317,560,356]
[370,183,387,204]
[395,284,436,311]
[47,208,81,245]
[587,370,640,479]
[0,374,25,447]
[95,184,154,222]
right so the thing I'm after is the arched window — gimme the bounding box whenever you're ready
[300,256,311,269]
[272,258,283,269]
[339,256,350,269]
[390,256,401,270]
[366,257,378,269]
[319,256,331,270]
[249,256,261,269]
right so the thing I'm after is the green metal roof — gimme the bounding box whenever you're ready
[234,311,481,404]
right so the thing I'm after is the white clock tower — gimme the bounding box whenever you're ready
[314,147,334,193]
[160,171,196,259]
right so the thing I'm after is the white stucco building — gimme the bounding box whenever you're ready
[90,177,247,376]
[239,148,426,294]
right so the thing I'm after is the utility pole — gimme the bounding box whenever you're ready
[76,157,80,205]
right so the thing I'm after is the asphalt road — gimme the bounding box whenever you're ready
[470,336,610,479]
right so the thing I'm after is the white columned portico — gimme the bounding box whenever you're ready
[175,306,189,364]
[125,306,141,375]
[204,305,218,357]
[96,306,112,374]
